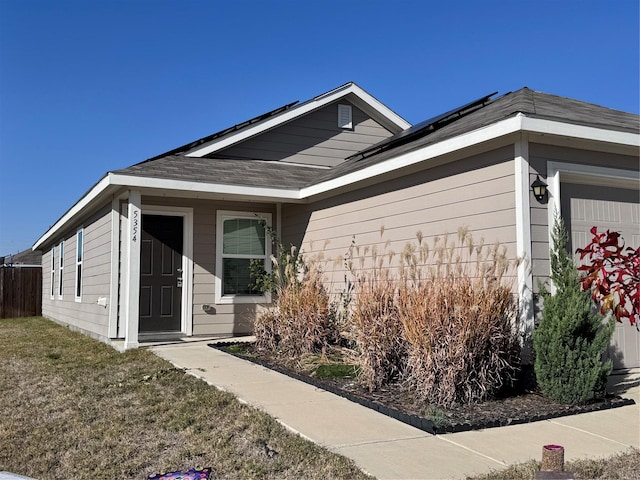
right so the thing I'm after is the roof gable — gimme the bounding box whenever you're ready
[33,85,639,252]
[183,82,410,158]
[208,99,397,167]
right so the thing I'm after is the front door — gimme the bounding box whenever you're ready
[139,214,183,332]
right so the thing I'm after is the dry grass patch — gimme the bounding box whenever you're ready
[466,448,640,480]
[0,317,371,480]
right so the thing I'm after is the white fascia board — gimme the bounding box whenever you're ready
[346,84,411,131]
[521,116,640,147]
[33,175,113,251]
[301,115,524,198]
[108,174,302,201]
[186,83,410,158]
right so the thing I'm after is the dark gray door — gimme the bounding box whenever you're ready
[139,215,183,332]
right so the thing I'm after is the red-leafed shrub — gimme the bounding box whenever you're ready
[577,227,640,327]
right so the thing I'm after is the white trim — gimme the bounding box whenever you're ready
[514,136,534,348]
[57,241,64,299]
[215,210,272,305]
[521,116,640,147]
[33,113,639,253]
[546,161,639,294]
[119,201,129,338]
[50,247,55,300]
[301,115,525,198]
[33,176,111,250]
[186,83,410,157]
[109,173,302,201]
[141,205,194,336]
[547,161,640,223]
[74,228,83,302]
[108,198,120,338]
[124,190,141,350]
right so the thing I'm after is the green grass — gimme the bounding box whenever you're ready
[466,448,640,480]
[0,317,372,480]
[314,363,360,379]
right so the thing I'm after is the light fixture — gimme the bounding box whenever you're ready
[531,175,548,202]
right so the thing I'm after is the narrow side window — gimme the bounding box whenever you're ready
[50,247,55,299]
[75,229,83,301]
[58,241,64,299]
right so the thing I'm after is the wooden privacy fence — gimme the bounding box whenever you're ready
[0,267,42,318]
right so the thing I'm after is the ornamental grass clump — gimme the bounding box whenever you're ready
[397,229,521,407]
[343,229,520,406]
[254,244,337,357]
[398,276,519,407]
[347,242,406,391]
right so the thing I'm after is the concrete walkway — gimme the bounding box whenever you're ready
[150,339,640,480]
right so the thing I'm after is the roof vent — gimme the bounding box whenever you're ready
[338,104,353,129]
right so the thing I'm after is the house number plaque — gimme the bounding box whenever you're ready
[131,209,139,243]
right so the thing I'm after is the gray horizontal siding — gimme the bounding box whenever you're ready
[216,100,393,167]
[282,146,518,296]
[41,203,113,339]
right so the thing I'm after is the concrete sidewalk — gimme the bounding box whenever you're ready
[150,339,640,480]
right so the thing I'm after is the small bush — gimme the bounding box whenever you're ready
[398,275,519,407]
[534,215,614,404]
[253,240,337,357]
[254,308,280,352]
[344,229,520,406]
[348,269,406,392]
[275,266,334,356]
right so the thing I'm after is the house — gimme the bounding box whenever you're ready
[1,248,42,318]
[32,83,639,368]
[2,248,42,268]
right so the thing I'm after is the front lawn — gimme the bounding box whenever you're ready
[0,317,371,480]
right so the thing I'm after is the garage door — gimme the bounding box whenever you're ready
[562,183,640,370]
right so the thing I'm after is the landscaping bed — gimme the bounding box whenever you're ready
[211,342,635,435]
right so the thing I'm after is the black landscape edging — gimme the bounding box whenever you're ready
[208,342,636,436]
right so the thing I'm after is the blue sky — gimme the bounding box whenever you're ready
[0,0,638,255]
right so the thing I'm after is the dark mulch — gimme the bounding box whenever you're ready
[211,342,635,435]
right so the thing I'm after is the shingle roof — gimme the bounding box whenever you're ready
[145,101,300,161]
[113,87,639,190]
[311,87,640,184]
[113,155,326,189]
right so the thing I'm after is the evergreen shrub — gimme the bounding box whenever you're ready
[533,216,614,404]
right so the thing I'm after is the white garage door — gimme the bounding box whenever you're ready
[562,183,640,370]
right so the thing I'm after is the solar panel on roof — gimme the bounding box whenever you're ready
[143,100,300,163]
[348,91,498,161]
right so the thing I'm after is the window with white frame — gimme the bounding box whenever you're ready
[216,211,271,303]
[50,247,55,299]
[58,241,64,299]
[75,229,83,301]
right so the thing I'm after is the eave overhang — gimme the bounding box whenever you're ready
[33,113,639,251]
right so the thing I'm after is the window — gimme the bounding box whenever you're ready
[216,211,271,303]
[338,104,353,129]
[75,229,83,301]
[50,247,55,299]
[58,241,64,299]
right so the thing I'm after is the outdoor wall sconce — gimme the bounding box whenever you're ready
[531,175,548,203]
